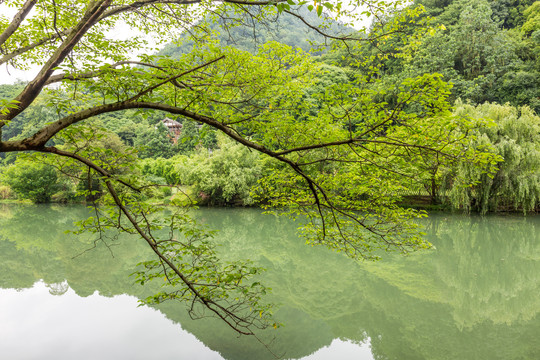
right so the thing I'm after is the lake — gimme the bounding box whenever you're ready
[0,203,539,359]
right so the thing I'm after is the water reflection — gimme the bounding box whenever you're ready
[0,204,539,359]
[0,281,223,360]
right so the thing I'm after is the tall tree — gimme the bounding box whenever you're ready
[446,102,540,213]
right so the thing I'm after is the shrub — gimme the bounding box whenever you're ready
[2,158,61,203]
[185,138,263,206]
[0,185,13,200]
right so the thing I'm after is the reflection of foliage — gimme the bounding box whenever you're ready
[70,193,276,335]
[0,203,153,293]
[361,213,540,329]
[1,206,540,359]
[46,281,70,296]
[427,215,540,328]
[175,209,540,359]
[348,214,540,360]
[131,211,275,332]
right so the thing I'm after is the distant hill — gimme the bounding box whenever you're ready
[158,6,353,57]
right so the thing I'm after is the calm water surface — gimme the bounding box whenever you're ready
[0,204,539,359]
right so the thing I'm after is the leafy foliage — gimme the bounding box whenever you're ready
[0,184,13,199]
[1,155,61,203]
[184,135,264,205]
[140,156,183,185]
[348,0,540,112]
[446,101,540,213]
[131,211,275,330]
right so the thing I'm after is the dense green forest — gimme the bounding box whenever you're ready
[1,0,538,213]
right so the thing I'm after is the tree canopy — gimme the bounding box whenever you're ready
[446,101,540,214]
[0,0,495,335]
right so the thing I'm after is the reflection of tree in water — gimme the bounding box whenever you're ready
[1,205,539,359]
[0,204,154,297]
[46,281,69,296]
[176,209,540,359]
[158,208,367,360]
[0,203,13,219]
[424,214,540,328]
[353,214,540,360]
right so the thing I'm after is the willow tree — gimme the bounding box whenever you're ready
[447,101,540,213]
[0,0,490,335]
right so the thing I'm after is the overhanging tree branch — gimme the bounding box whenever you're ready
[43,60,167,85]
[0,0,477,338]
[0,0,36,48]
[36,145,273,336]
[1,0,113,125]
[0,30,70,66]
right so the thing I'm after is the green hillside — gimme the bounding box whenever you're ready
[159,6,353,57]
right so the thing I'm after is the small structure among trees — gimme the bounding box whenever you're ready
[162,118,183,143]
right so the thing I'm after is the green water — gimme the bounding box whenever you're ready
[0,203,539,359]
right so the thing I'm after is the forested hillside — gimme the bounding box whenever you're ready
[415,0,539,111]
[159,6,352,56]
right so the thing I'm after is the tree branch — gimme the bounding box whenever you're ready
[283,9,361,41]
[0,30,69,66]
[101,0,278,19]
[0,0,36,49]
[41,146,141,192]
[0,0,112,126]
[39,145,263,335]
[43,60,167,85]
